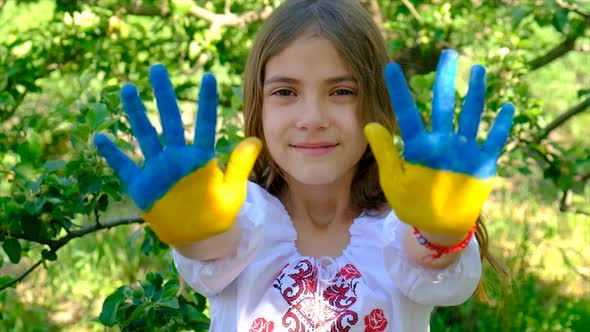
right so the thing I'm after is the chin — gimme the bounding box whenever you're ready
[287,169,348,186]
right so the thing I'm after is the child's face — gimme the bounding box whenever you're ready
[262,34,367,186]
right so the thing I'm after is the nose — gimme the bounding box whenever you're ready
[296,96,329,130]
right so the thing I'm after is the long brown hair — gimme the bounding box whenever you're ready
[244,0,392,210]
[242,0,505,302]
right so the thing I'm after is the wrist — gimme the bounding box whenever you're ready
[412,223,477,259]
[419,231,468,247]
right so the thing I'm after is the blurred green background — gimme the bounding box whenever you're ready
[0,0,588,331]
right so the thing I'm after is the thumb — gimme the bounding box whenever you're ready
[224,137,263,184]
[364,123,404,181]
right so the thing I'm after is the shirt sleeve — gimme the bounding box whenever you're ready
[172,182,268,297]
[382,210,482,306]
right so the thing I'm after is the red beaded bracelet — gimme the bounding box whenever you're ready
[412,223,477,259]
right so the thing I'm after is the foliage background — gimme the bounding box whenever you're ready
[0,0,588,331]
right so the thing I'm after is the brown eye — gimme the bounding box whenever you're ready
[332,88,357,96]
[272,89,296,96]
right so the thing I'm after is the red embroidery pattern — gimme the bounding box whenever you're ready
[364,309,388,332]
[340,264,362,280]
[272,260,363,331]
[249,317,275,332]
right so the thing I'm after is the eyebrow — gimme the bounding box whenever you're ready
[263,74,357,86]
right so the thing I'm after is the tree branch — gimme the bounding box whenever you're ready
[52,216,144,250]
[528,13,589,71]
[188,4,273,29]
[52,219,72,235]
[528,35,578,71]
[537,96,590,140]
[561,206,590,217]
[360,0,384,28]
[225,0,231,15]
[555,0,590,19]
[0,259,43,291]
[1,90,28,122]
[559,189,590,217]
[124,4,170,17]
[401,0,422,22]
[123,0,274,27]
[517,137,589,217]
[558,247,590,281]
[0,216,144,291]
[519,139,553,165]
[4,232,57,247]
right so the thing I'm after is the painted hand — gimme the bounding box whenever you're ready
[365,50,514,236]
[94,65,262,245]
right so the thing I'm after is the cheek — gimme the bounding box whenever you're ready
[261,108,283,162]
[261,109,276,144]
[261,103,281,131]
[345,117,368,158]
[261,106,272,140]
[341,112,367,143]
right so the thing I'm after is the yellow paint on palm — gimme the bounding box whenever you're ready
[365,123,493,236]
[385,163,493,236]
[142,137,262,245]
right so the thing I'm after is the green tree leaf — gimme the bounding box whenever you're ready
[2,238,22,264]
[21,215,42,241]
[551,9,569,33]
[41,249,57,261]
[187,305,209,323]
[0,275,15,289]
[156,297,179,309]
[98,287,127,327]
[146,272,163,288]
[43,160,67,172]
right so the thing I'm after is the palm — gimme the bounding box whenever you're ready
[126,145,215,210]
[403,133,496,179]
[94,65,218,211]
[93,65,264,245]
[364,50,515,235]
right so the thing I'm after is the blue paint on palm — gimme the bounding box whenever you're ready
[94,65,218,211]
[385,49,515,179]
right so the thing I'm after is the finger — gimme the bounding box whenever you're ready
[482,103,515,157]
[458,65,486,140]
[94,133,140,186]
[194,73,218,154]
[121,84,162,161]
[150,64,185,147]
[385,62,425,142]
[364,123,404,180]
[224,137,263,184]
[432,49,458,134]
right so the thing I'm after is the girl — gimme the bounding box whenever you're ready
[94,0,514,331]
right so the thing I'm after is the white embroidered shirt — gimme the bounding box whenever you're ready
[173,182,481,332]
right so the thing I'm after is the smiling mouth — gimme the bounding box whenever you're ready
[290,143,339,156]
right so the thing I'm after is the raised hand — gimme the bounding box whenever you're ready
[365,50,514,236]
[94,65,262,245]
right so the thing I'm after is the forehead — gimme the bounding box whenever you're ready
[264,34,354,81]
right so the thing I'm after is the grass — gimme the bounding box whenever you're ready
[431,174,590,331]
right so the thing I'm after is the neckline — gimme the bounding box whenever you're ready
[265,191,369,263]
[250,182,389,263]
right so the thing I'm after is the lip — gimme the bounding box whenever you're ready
[290,142,339,157]
[292,142,338,148]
